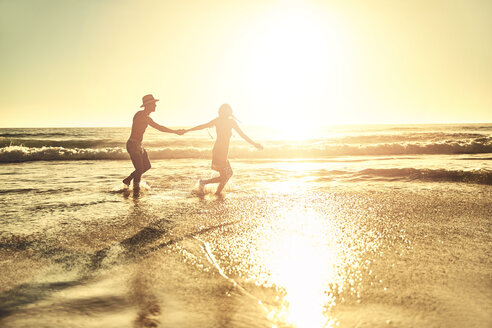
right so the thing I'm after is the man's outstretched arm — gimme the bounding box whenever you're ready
[148,118,182,134]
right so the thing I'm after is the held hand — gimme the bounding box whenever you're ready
[176,129,186,135]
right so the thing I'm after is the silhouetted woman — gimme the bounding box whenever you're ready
[185,104,263,195]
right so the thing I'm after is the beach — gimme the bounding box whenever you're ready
[0,125,491,327]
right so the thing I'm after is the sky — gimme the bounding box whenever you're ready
[0,0,491,127]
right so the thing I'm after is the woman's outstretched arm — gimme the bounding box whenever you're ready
[185,119,217,133]
[232,121,263,150]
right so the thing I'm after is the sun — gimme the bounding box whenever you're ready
[236,2,352,134]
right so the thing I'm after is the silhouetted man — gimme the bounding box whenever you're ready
[123,94,184,190]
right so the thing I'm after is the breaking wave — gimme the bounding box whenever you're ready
[0,132,69,138]
[0,138,120,149]
[1,138,491,163]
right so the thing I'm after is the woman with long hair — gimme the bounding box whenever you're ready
[185,104,263,195]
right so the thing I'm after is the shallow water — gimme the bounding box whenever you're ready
[1,158,491,328]
[1,125,491,327]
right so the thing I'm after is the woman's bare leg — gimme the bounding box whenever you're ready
[199,163,233,194]
[200,176,222,185]
[215,177,229,195]
[215,166,233,195]
[198,175,227,194]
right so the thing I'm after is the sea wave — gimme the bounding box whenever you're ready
[2,132,490,150]
[0,187,77,195]
[0,146,129,163]
[0,145,212,163]
[328,133,490,144]
[316,168,492,185]
[0,137,212,149]
[0,132,69,138]
[257,139,492,157]
[1,139,492,163]
[0,138,120,149]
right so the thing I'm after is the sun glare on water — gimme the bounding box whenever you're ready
[247,199,349,328]
[270,122,327,141]
[267,209,338,327]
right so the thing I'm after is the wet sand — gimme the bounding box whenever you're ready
[1,160,491,327]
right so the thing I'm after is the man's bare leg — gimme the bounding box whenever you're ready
[123,172,134,186]
[125,148,148,188]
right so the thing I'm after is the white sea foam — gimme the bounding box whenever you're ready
[1,139,491,163]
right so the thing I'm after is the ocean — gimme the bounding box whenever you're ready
[0,124,491,327]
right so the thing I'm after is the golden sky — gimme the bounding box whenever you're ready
[0,0,491,127]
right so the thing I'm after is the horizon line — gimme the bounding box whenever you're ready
[1,122,492,129]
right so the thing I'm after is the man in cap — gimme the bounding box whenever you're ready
[123,94,184,191]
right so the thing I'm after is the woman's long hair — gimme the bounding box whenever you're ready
[208,104,241,139]
[218,103,240,122]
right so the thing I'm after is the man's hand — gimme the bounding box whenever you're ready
[254,143,264,150]
[176,129,186,135]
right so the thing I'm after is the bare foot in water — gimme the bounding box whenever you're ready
[123,177,131,186]
[214,191,224,199]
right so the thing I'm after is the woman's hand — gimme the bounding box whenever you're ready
[175,129,186,135]
[254,143,263,150]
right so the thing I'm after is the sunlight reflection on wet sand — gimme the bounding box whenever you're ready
[225,163,380,328]
[265,208,338,327]
[240,193,356,328]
